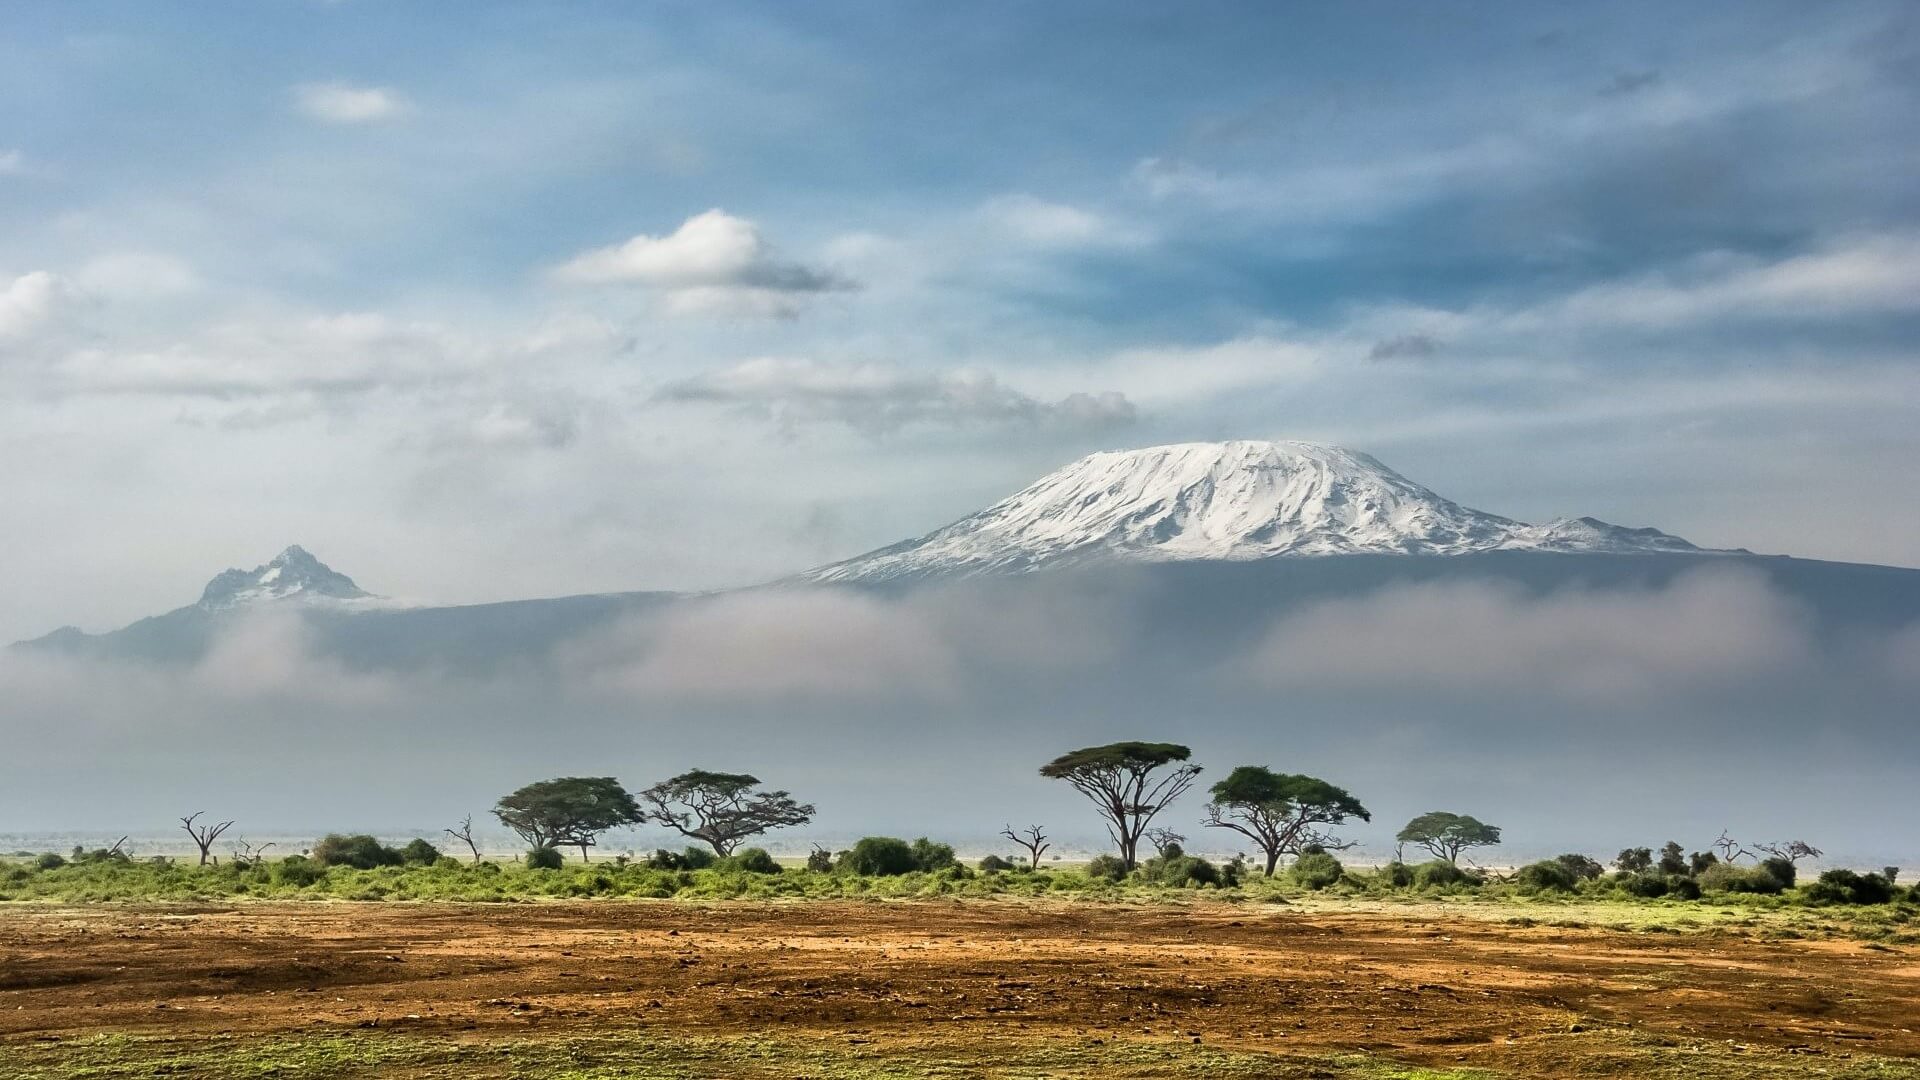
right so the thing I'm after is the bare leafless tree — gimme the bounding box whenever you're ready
[445,814,483,864]
[180,812,234,866]
[230,839,275,868]
[1145,826,1186,856]
[1755,839,1823,865]
[1000,824,1050,870]
[1712,830,1752,863]
[104,836,130,859]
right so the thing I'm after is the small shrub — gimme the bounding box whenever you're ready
[1084,854,1129,882]
[1146,851,1221,887]
[719,847,781,874]
[1381,861,1414,888]
[978,854,1015,873]
[1759,856,1797,889]
[311,834,405,870]
[1554,853,1605,881]
[840,837,918,876]
[678,846,717,870]
[1806,869,1896,905]
[1412,860,1477,889]
[908,837,959,872]
[1515,860,1579,893]
[525,846,565,870]
[399,839,440,866]
[32,852,66,871]
[1617,872,1668,898]
[1289,851,1344,890]
[1699,862,1785,895]
[1668,875,1702,900]
[805,846,834,873]
[272,855,326,887]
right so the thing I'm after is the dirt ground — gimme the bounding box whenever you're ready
[3,899,1918,1077]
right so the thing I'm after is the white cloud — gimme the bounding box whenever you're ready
[0,149,26,176]
[978,194,1144,249]
[294,82,406,124]
[552,209,848,317]
[656,357,1136,435]
[0,271,70,339]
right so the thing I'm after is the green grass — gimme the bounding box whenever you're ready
[0,1030,1498,1080]
[8,1028,1919,1080]
[2,856,1916,943]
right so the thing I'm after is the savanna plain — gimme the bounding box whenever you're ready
[4,857,1919,1080]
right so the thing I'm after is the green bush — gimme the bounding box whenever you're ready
[311,834,405,870]
[978,854,1015,873]
[1553,853,1605,881]
[805,847,834,873]
[1699,862,1786,895]
[908,837,959,872]
[1668,875,1702,900]
[1289,851,1344,890]
[1380,861,1414,888]
[718,848,781,874]
[1412,860,1477,889]
[1144,849,1221,887]
[1084,854,1128,882]
[32,852,66,871]
[1759,856,1797,889]
[272,855,326,887]
[1805,869,1897,905]
[399,838,441,865]
[1515,860,1579,893]
[525,846,565,870]
[840,837,919,876]
[1617,872,1668,898]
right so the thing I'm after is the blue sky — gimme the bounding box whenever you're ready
[3,1,1919,639]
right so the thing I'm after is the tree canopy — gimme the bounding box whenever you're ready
[493,776,641,860]
[639,769,815,856]
[1396,811,1501,865]
[1202,766,1369,876]
[1040,741,1200,871]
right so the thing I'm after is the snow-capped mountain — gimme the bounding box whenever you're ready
[802,440,1713,583]
[196,545,377,610]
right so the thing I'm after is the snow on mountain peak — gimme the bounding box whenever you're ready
[196,545,376,610]
[802,439,1707,583]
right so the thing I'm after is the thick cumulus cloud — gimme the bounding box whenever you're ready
[1233,568,1814,702]
[554,210,850,317]
[656,357,1137,436]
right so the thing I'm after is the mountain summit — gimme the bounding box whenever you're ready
[802,440,1708,583]
[196,545,374,610]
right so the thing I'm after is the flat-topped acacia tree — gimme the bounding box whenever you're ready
[1202,767,1370,877]
[639,770,815,856]
[1397,811,1502,865]
[1040,742,1200,871]
[493,777,641,862]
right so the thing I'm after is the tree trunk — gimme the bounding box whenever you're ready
[1264,850,1280,877]
[578,842,590,862]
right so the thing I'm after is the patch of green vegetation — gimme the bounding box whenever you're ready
[11,1029,1920,1080]
[0,1031,1492,1080]
[3,855,1917,943]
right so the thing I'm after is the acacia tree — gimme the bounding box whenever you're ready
[1001,824,1050,870]
[1202,767,1370,877]
[1397,811,1501,865]
[493,777,641,861]
[1756,839,1823,865]
[179,812,234,866]
[1040,742,1201,871]
[638,770,815,856]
